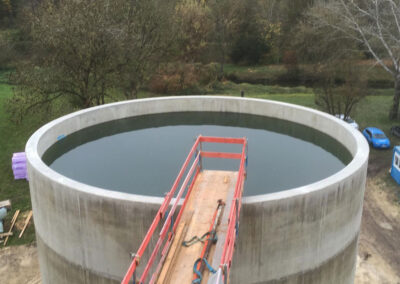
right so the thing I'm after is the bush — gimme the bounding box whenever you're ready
[228,0,268,65]
[148,63,218,94]
[230,35,269,65]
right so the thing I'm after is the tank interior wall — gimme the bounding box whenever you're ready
[26,96,369,284]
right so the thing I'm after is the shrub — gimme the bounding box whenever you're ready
[148,63,218,94]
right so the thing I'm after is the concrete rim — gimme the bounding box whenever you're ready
[25,96,369,205]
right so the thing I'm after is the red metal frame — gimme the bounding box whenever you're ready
[219,138,247,283]
[198,136,248,284]
[121,135,247,284]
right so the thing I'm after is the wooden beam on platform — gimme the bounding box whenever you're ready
[157,171,237,284]
[156,219,190,284]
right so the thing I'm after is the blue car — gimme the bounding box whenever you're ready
[362,127,391,149]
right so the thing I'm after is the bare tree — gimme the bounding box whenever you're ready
[314,60,367,119]
[118,0,176,100]
[208,0,248,77]
[309,0,400,120]
[7,0,175,121]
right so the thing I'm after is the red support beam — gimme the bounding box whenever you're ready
[200,151,242,159]
[121,137,201,284]
[199,136,246,144]
[140,153,200,283]
[219,139,247,281]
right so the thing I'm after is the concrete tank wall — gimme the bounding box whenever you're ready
[25,96,369,284]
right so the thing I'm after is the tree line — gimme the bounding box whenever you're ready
[2,0,400,120]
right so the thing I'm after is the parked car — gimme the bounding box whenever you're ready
[335,114,359,129]
[390,126,400,138]
[362,127,391,149]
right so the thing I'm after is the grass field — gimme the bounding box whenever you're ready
[0,71,40,245]
[223,61,394,89]
[0,68,399,246]
[210,80,317,108]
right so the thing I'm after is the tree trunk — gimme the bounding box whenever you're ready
[219,47,225,80]
[390,74,400,120]
[124,82,138,100]
[84,98,92,108]
[130,88,137,99]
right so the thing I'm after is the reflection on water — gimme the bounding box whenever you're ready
[42,112,352,196]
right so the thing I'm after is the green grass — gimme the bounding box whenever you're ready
[223,64,286,84]
[356,95,394,131]
[0,71,42,245]
[223,61,394,88]
[210,80,398,131]
[213,80,312,95]
[224,64,286,76]
[209,81,316,107]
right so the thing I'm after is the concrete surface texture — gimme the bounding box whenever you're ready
[25,96,369,284]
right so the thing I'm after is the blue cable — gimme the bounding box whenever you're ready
[192,258,217,284]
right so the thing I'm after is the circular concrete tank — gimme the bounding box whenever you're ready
[26,96,369,284]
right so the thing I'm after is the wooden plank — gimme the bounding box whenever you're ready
[156,214,191,284]
[0,232,13,238]
[19,210,33,238]
[4,209,20,246]
[156,192,198,284]
[159,170,237,284]
[201,151,241,160]
[0,199,11,210]
[208,176,236,284]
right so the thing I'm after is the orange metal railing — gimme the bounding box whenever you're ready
[122,135,247,284]
[218,136,247,284]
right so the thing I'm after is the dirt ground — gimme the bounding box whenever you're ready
[355,155,400,284]
[0,156,399,284]
[0,244,40,284]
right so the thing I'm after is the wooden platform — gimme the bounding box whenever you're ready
[156,170,238,284]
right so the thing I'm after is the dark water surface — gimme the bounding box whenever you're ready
[42,112,352,196]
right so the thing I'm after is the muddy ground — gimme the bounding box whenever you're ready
[355,154,400,284]
[0,155,399,284]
